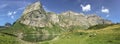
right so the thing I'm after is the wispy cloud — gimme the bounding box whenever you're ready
[0,4,8,9]
[8,11,17,16]
[0,1,32,20]
[13,11,17,14]
[81,4,91,12]
[17,7,25,10]
[7,11,17,19]
[8,11,13,16]
[0,15,6,17]
[101,6,109,13]
[106,15,110,17]
[11,16,14,19]
[43,5,51,12]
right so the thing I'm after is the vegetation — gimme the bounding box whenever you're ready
[0,22,64,42]
[0,22,120,44]
[0,33,19,44]
[40,24,120,44]
[88,24,114,30]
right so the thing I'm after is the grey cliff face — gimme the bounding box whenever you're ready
[18,1,112,42]
[58,11,89,28]
[20,1,47,27]
[23,1,45,14]
[19,1,112,28]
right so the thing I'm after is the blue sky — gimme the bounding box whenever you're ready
[0,0,120,26]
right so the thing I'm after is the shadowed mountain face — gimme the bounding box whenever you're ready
[20,1,47,27]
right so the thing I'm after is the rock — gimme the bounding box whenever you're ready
[58,11,90,28]
[23,1,45,14]
[19,1,112,28]
[87,15,104,26]
[20,1,47,27]
[47,12,59,23]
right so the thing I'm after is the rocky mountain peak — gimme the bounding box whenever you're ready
[23,1,45,14]
[20,1,47,27]
[19,1,112,28]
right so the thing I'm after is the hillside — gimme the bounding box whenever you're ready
[40,24,120,44]
[0,24,119,44]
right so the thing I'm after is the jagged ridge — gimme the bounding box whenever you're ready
[19,1,112,28]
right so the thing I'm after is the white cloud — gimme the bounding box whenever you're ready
[106,15,109,17]
[17,7,25,10]
[13,11,17,14]
[8,11,17,16]
[11,16,14,19]
[81,4,91,12]
[43,5,51,12]
[101,6,109,13]
[0,4,8,9]
[8,11,12,16]
[7,11,17,19]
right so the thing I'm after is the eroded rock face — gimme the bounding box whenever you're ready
[19,1,112,28]
[20,1,47,27]
[58,11,90,28]
[47,12,59,24]
[23,1,45,14]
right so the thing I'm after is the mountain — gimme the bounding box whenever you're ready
[19,1,112,29]
[20,1,47,27]
[0,1,114,43]
[42,24,120,44]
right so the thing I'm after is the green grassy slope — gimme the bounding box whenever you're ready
[0,22,64,42]
[0,22,120,44]
[40,24,120,44]
[0,33,20,44]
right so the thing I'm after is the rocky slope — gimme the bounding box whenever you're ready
[20,1,47,27]
[19,1,112,29]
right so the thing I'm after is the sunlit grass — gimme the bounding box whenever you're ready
[40,24,120,44]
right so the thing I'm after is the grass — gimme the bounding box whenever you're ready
[88,24,114,30]
[0,33,20,44]
[0,22,64,42]
[40,24,120,44]
[0,22,120,44]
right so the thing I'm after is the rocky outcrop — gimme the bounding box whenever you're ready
[20,1,47,27]
[19,1,112,28]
